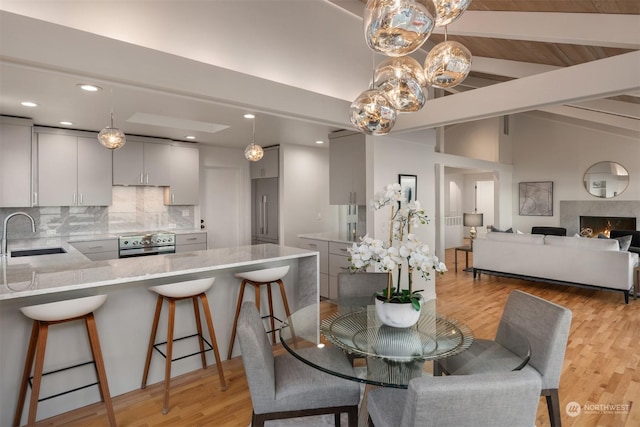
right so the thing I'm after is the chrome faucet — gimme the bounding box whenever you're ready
[2,212,36,256]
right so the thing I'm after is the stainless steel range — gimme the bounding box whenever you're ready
[118,231,176,258]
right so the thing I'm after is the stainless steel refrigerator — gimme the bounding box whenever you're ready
[252,177,279,244]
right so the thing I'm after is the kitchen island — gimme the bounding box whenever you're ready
[1,243,319,425]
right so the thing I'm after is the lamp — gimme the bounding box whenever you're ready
[244,115,264,162]
[97,90,126,150]
[350,88,397,135]
[374,56,427,112]
[463,213,483,241]
[424,30,472,89]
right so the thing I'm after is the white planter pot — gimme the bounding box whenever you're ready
[375,297,421,328]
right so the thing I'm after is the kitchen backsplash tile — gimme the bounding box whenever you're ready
[1,187,195,239]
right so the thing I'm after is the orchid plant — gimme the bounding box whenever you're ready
[347,183,447,311]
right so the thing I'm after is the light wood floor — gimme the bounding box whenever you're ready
[31,248,639,427]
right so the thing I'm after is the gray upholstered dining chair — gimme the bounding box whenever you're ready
[367,370,542,427]
[435,290,572,427]
[236,301,360,427]
[337,272,389,308]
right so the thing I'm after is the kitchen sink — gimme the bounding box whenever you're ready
[11,247,67,257]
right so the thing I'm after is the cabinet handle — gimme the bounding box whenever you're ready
[145,174,149,184]
[186,237,198,241]
[87,246,104,250]
[32,192,38,206]
[340,248,349,252]
[73,193,77,205]
[79,193,84,205]
[308,243,318,247]
[172,193,175,204]
[139,173,144,184]
[262,195,268,235]
[339,266,350,271]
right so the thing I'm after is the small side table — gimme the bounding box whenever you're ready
[454,245,473,272]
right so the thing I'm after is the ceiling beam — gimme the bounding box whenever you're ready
[393,51,640,132]
[436,11,640,49]
[471,56,559,79]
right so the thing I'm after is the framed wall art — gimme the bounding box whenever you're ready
[398,174,417,206]
[519,181,553,216]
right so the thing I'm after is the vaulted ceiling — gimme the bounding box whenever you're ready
[1,1,638,147]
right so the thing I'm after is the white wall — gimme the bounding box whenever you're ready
[280,144,339,246]
[511,113,640,233]
[368,132,439,300]
[443,117,502,162]
[197,145,252,246]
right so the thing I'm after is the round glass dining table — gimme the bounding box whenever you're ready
[279,303,530,389]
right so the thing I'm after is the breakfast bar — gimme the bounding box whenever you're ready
[0,243,319,425]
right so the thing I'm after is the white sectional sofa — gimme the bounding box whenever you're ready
[473,232,640,303]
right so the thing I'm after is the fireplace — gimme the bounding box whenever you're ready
[579,216,637,237]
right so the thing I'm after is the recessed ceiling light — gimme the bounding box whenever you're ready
[244,113,255,119]
[315,140,324,144]
[78,84,102,92]
[60,121,74,126]
[185,135,196,140]
[21,101,38,107]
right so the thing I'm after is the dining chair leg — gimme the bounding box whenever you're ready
[545,388,562,427]
[266,283,276,344]
[347,406,358,427]
[28,323,49,425]
[85,313,117,426]
[334,412,340,427]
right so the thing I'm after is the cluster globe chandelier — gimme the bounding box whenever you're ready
[350,0,473,135]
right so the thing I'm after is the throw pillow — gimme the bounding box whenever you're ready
[614,235,633,251]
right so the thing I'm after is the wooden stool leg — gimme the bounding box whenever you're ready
[275,279,292,317]
[192,297,207,368]
[28,322,49,425]
[85,313,117,427]
[266,283,276,344]
[199,293,227,391]
[13,321,39,427]
[227,280,248,360]
[142,295,164,388]
[163,298,176,415]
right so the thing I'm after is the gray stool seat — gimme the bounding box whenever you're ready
[14,295,116,427]
[228,266,291,359]
[141,277,226,415]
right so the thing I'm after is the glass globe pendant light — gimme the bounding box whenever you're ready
[432,0,472,27]
[364,0,435,57]
[424,29,472,89]
[350,88,397,135]
[97,111,126,150]
[244,115,264,162]
[374,56,427,112]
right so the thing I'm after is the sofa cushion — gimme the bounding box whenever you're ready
[598,234,633,251]
[610,230,640,247]
[544,235,620,251]
[531,226,567,236]
[486,232,545,244]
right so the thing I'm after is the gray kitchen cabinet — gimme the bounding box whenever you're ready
[299,237,329,298]
[175,232,207,252]
[328,241,352,300]
[164,145,199,205]
[37,132,112,206]
[70,238,118,261]
[0,117,32,207]
[329,131,366,205]
[250,146,279,179]
[112,140,171,186]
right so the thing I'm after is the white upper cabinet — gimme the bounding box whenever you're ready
[329,131,366,205]
[164,145,199,205]
[112,140,171,186]
[37,132,112,206]
[250,146,279,179]
[0,117,32,207]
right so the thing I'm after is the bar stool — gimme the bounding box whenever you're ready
[141,277,226,415]
[227,265,291,359]
[13,294,116,427]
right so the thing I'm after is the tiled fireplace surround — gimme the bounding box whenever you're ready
[560,201,640,236]
[0,187,195,239]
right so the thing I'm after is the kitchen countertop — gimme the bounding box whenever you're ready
[1,242,316,300]
[298,231,363,245]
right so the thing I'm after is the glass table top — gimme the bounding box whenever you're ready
[279,303,530,388]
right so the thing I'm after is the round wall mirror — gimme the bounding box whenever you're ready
[583,161,629,198]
